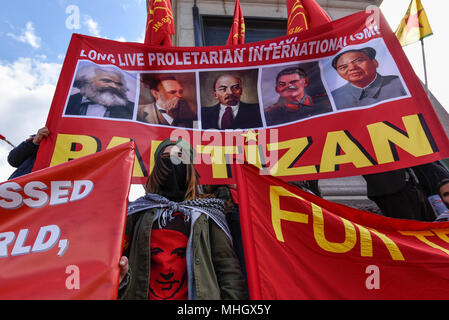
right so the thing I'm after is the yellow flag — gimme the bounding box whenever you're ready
[395,0,433,46]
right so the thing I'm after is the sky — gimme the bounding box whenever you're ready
[0,0,447,200]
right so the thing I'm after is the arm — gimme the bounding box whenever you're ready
[209,220,248,300]
[7,140,39,168]
[7,127,49,167]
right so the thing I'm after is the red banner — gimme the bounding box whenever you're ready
[235,163,449,299]
[0,142,134,299]
[34,10,449,185]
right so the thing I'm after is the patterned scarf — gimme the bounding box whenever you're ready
[127,193,231,241]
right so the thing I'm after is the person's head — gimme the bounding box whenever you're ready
[275,67,309,103]
[74,64,129,107]
[150,76,185,112]
[332,47,378,88]
[145,138,198,202]
[438,178,449,208]
[212,74,243,107]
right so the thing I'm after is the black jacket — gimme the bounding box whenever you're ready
[7,139,39,180]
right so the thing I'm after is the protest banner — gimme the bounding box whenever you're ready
[235,163,449,299]
[33,10,449,185]
[0,142,134,299]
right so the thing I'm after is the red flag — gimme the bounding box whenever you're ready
[235,163,449,299]
[144,0,175,46]
[226,0,245,45]
[0,142,135,299]
[286,0,331,35]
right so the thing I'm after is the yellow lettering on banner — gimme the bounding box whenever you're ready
[197,145,238,179]
[431,228,449,244]
[107,137,146,177]
[399,230,449,256]
[368,228,404,260]
[149,140,162,175]
[270,186,308,242]
[50,134,100,167]
[357,225,404,261]
[357,224,373,257]
[312,205,357,253]
[320,130,374,173]
[367,114,434,164]
[269,185,404,260]
[267,138,316,176]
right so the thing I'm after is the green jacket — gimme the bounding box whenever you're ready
[119,208,247,300]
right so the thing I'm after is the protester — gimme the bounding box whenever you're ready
[7,127,49,180]
[202,184,248,292]
[412,162,449,198]
[118,138,247,300]
[435,178,449,221]
[363,168,436,221]
[438,179,449,208]
[201,73,262,130]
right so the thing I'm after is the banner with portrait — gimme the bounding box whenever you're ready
[235,163,449,299]
[0,143,134,299]
[34,10,449,184]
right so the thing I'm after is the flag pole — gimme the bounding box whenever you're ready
[420,38,429,96]
[0,134,15,148]
[1,139,15,148]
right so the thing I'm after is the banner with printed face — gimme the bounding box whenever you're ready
[0,142,134,299]
[34,10,449,185]
[235,163,449,299]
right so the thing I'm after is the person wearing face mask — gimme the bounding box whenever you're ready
[118,138,247,300]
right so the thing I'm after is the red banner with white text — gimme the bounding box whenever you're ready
[236,163,449,299]
[0,142,134,299]
[34,10,449,185]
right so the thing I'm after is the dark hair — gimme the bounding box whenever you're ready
[438,178,449,197]
[331,47,377,70]
[145,138,199,201]
[276,67,307,84]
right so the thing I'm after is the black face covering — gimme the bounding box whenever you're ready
[157,156,188,202]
